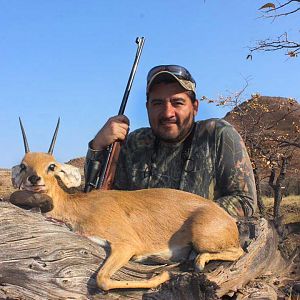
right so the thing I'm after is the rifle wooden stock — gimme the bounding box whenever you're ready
[99,142,121,190]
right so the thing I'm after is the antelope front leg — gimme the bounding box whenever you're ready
[97,244,170,291]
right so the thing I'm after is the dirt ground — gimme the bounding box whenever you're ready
[0,168,299,299]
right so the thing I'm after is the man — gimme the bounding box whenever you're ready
[85,65,257,218]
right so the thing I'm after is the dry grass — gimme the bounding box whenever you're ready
[263,195,300,207]
[262,195,300,224]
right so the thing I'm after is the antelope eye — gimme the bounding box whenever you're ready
[20,163,26,171]
[48,164,56,172]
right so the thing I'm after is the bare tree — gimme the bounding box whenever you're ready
[248,1,300,58]
[202,83,300,221]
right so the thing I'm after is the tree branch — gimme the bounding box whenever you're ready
[260,0,300,17]
[249,33,300,57]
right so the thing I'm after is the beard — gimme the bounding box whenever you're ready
[151,114,195,143]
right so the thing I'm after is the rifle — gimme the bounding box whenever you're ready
[84,37,145,192]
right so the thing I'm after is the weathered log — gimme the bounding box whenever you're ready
[0,202,281,300]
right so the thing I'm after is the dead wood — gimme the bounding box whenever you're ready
[0,202,283,300]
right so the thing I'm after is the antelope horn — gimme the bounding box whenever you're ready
[19,117,30,153]
[48,117,60,155]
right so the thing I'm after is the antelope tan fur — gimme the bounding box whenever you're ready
[12,120,244,291]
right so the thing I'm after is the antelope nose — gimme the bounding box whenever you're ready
[28,175,41,185]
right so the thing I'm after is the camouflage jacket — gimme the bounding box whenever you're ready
[85,119,257,218]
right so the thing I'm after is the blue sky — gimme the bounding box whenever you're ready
[0,1,299,168]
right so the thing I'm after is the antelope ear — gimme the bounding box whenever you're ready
[11,165,23,189]
[54,163,81,188]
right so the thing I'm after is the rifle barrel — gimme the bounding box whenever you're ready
[118,37,145,115]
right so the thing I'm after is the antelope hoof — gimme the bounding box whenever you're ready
[153,271,170,287]
[194,255,206,272]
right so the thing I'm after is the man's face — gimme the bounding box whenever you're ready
[146,82,198,143]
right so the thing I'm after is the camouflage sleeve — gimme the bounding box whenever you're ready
[214,122,257,218]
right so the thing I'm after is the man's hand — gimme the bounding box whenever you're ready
[91,115,130,150]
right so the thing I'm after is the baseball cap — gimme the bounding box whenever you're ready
[147,65,196,93]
